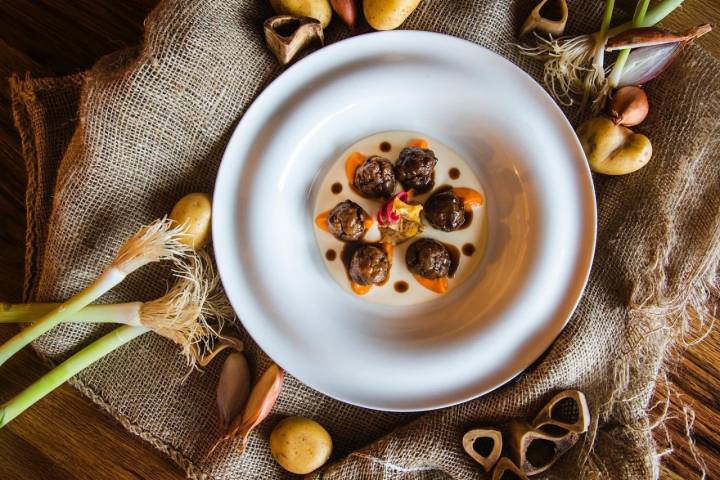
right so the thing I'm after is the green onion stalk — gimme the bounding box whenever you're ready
[607,0,651,89]
[517,0,684,108]
[585,0,617,109]
[0,325,148,427]
[0,302,143,324]
[0,219,190,367]
[0,252,231,427]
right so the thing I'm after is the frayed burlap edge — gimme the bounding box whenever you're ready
[594,110,720,478]
[9,72,85,303]
[9,73,213,480]
[25,352,209,479]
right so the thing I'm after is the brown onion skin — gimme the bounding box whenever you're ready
[610,86,649,127]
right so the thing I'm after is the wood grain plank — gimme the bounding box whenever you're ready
[0,0,154,75]
[657,327,720,478]
[0,430,75,480]
[0,327,183,479]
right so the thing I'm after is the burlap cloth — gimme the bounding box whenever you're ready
[6,0,719,478]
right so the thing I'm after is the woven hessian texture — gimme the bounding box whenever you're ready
[6,1,720,478]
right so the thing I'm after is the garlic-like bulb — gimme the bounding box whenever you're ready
[610,86,649,127]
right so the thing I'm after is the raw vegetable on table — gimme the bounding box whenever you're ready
[519,0,710,176]
[270,416,333,474]
[264,0,425,64]
[0,190,294,457]
[0,193,235,427]
[0,217,191,367]
[517,0,709,108]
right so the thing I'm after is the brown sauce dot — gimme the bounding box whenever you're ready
[448,167,460,180]
[394,281,409,293]
[462,243,475,256]
[331,182,343,194]
[325,249,337,261]
[379,141,392,152]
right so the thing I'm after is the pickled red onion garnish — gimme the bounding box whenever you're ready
[377,192,411,226]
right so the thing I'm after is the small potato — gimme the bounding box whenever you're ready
[270,0,333,28]
[364,0,422,30]
[577,116,652,175]
[169,193,212,249]
[270,416,333,474]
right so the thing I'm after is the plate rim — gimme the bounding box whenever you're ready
[213,30,597,412]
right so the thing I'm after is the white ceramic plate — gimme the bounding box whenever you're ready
[213,31,596,411]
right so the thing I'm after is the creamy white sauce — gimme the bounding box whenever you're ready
[312,131,487,306]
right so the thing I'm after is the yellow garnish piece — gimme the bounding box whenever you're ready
[392,197,423,223]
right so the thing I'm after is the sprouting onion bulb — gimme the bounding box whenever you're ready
[517,0,685,107]
[0,218,190,367]
[0,253,232,427]
[0,252,231,364]
[0,193,215,367]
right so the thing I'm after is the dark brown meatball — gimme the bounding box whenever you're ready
[354,156,395,198]
[349,245,389,285]
[406,238,451,279]
[394,147,438,192]
[424,190,465,231]
[327,200,367,241]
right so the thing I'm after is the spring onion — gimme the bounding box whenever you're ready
[0,252,231,427]
[517,0,684,107]
[0,325,148,427]
[1,251,230,363]
[0,219,190,366]
[608,0,650,89]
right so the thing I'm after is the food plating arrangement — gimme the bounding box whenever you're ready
[313,131,487,305]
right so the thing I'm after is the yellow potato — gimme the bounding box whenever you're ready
[270,416,333,474]
[270,0,332,28]
[364,0,422,30]
[169,193,212,249]
[576,117,652,175]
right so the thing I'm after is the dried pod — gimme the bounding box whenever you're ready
[520,0,568,37]
[216,352,251,430]
[505,419,579,475]
[207,363,284,456]
[264,15,324,66]
[330,0,357,28]
[491,457,529,480]
[462,427,502,472]
[532,389,591,434]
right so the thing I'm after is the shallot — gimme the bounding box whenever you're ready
[207,363,284,456]
[610,86,649,126]
[614,25,712,87]
[0,253,232,427]
[216,352,251,430]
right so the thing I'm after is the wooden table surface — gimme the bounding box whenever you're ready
[0,1,718,479]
